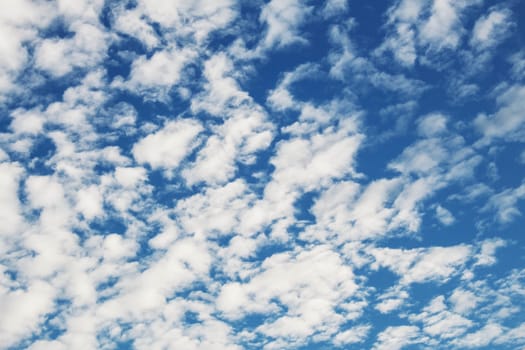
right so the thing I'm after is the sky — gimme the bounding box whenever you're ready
[0,0,525,349]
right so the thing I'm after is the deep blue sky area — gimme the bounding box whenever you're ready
[0,0,524,349]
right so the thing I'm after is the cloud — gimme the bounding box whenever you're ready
[374,0,425,67]
[119,47,197,98]
[304,178,400,242]
[375,286,409,314]
[377,0,486,69]
[0,163,24,240]
[482,182,525,224]
[470,8,513,49]
[174,179,255,237]
[0,1,524,349]
[75,185,103,220]
[509,50,525,80]
[417,113,448,137]
[132,118,203,171]
[329,20,427,96]
[0,280,56,349]
[333,325,370,346]
[435,205,455,226]
[0,0,54,97]
[321,0,349,19]
[135,0,236,42]
[474,84,525,145]
[373,325,422,350]
[35,22,108,78]
[217,245,364,347]
[259,0,312,49]
[450,289,479,314]
[454,323,503,348]
[474,238,507,267]
[190,53,250,116]
[419,0,471,50]
[370,244,472,284]
[410,295,473,339]
[183,106,274,186]
[267,63,320,111]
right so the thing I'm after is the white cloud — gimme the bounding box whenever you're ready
[417,113,448,137]
[102,234,139,261]
[122,47,197,98]
[371,245,472,285]
[0,280,56,349]
[1,1,524,349]
[184,107,273,186]
[496,323,525,347]
[450,288,479,314]
[98,237,212,321]
[267,63,320,111]
[470,8,513,49]
[270,118,362,191]
[10,108,45,135]
[304,178,400,242]
[190,53,250,117]
[435,205,455,226]
[482,182,525,223]
[391,0,426,22]
[27,340,67,350]
[376,298,406,314]
[321,0,349,18]
[375,287,409,314]
[114,166,147,187]
[75,185,103,220]
[420,0,464,49]
[132,119,203,170]
[454,323,503,348]
[112,6,159,49]
[217,245,362,345]
[330,20,427,94]
[136,0,236,42]
[378,0,486,68]
[35,21,108,77]
[26,175,67,210]
[474,84,525,145]
[0,149,8,162]
[509,50,525,80]
[175,179,255,238]
[474,238,506,267]
[0,163,24,249]
[410,295,472,339]
[373,325,422,350]
[389,139,448,175]
[259,0,312,49]
[374,0,425,67]
[0,0,54,97]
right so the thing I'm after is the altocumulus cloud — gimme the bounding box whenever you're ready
[0,0,525,349]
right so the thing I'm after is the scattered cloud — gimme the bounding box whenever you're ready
[0,1,523,349]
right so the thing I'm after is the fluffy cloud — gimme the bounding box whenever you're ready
[0,163,24,240]
[370,245,472,284]
[474,84,525,145]
[259,0,312,49]
[373,325,422,350]
[470,8,513,49]
[217,245,363,347]
[0,1,524,349]
[132,119,203,170]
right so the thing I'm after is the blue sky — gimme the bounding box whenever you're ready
[0,0,525,349]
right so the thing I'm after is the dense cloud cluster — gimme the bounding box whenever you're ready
[0,0,524,349]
